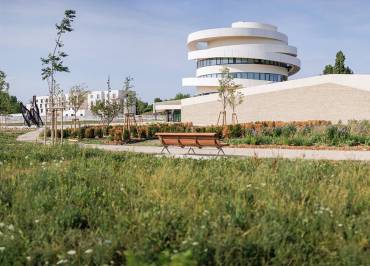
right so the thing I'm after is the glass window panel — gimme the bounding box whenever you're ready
[247,73,253,79]
[222,58,228,64]
[241,58,247,63]
[216,58,221,65]
[260,73,266,80]
[235,58,242,64]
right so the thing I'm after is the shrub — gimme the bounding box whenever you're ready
[123,129,130,141]
[94,127,103,138]
[229,124,243,138]
[78,126,86,139]
[281,124,297,137]
[85,127,95,138]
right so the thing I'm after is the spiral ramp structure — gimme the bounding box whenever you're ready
[182,21,301,94]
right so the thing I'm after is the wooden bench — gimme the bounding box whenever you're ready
[155,132,229,155]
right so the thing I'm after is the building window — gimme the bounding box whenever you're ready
[196,57,289,69]
[198,72,287,82]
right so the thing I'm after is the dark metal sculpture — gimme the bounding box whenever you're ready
[20,96,43,127]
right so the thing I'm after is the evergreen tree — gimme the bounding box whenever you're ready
[323,51,353,74]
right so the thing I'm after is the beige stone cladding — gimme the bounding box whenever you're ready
[181,83,370,125]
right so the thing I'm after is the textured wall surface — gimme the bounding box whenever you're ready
[181,83,370,125]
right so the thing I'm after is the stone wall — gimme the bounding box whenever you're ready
[181,83,370,125]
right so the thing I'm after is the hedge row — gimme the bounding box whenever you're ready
[40,120,370,146]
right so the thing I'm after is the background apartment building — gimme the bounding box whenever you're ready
[29,89,136,119]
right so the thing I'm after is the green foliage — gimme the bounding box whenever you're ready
[136,98,153,114]
[172,93,190,100]
[1,131,370,265]
[322,51,353,74]
[0,70,21,114]
[91,100,122,127]
[41,10,76,81]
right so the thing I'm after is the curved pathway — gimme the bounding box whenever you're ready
[16,130,370,161]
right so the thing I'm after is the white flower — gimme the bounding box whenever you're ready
[41,162,46,166]
[261,183,266,187]
[0,222,4,227]
[35,219,39,223]
[104,240,112,244]
[0,161,3,165]
[67,250,76,255]
[84,249,93,254]
[246,184,252,188]
[0,247,5,252]
[338,223,343,227]
[7,224,14,231]
[192,242,199,246]
[56,259,68,264]
[26,256,31,261]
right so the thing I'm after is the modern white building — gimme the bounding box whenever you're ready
[155,21,370,124]
[183,21,300,94]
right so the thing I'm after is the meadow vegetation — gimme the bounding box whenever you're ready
[1,131,370,265]
[43,120,370,148]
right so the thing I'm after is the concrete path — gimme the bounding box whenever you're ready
[16,128,43,142]
[81,143,370,161]
[15,129,370,161]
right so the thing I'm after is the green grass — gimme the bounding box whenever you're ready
[1,131,370,265]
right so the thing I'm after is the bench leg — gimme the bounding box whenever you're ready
[217,147,225,156]
[161,146,170,154]
[187,147,196,155]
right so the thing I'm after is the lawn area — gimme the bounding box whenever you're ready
[1,131,370,265]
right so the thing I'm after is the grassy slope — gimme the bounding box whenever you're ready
[0,131,370,265]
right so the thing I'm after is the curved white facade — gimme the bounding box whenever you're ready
[182,21,301,94]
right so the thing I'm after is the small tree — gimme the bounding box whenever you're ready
[91,100,121,127]
[41,9,76,144]
[227,85,243,125]
[217,67,242,126]
[68,84,88,130]
[0,70,9,92]
[91,78,122,127]
[323,51,353,74]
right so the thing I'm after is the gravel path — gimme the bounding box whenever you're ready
[16,130,370,161]
[81,143,370,161]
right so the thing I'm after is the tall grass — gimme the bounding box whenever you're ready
[1,131,370,265]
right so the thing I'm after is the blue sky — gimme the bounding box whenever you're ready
[1,0,370,103]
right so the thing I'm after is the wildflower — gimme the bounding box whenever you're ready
[246,184,252,188]
[7,224,14,231]
[192,242,199,246]
[338,223,343,227]
[41,162,46,166]
[35,219,39,223]
[84,249,93,254]
[261,182,266,187]
[104,240,112,244]
[25,156,29,159]
[0,161,3,165]
[0,222,4,227]
[182,240,188,245]
[67,250,76,255]
[56,259,68,264]
[26,256,31,261]
[0,247,5,252]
